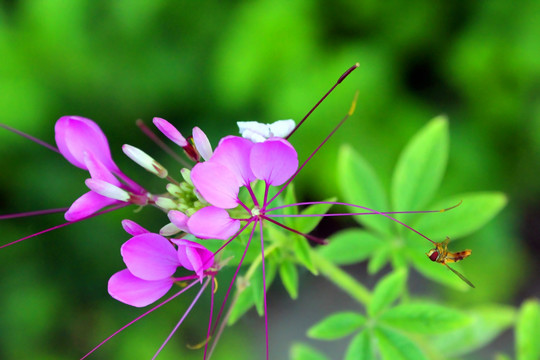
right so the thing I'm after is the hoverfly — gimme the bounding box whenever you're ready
[426,236,475,288]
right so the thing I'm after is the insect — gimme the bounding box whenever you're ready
[426,236,475,288]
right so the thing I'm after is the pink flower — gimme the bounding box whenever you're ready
[108,232,214,307]
[55,116,149,221]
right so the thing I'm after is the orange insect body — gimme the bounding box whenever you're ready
[426,237,475,288]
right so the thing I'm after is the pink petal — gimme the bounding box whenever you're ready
[250,138,298,186]
[192,127,213,161]
[121,233,179,280]
[168,210,189,232]
[187,206,240,240]
[84,152,122,186]
[172,239,215,280]
[122,220,150,236]
[191,162,240,209]
[55,116,118,172]
[108,269,173,307]
[153,117,188,147]
[211,136,255,186]
[64,191,119,221]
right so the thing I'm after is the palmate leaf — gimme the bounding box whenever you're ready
[294,197,336,234]
[345,330,376,360]
[290,343,330,360]
[379,302,472,334]
[337,144,392,235]
[251,255,278,316]
[293,234,318,275]
[319,229,383,265]
[408,192,507,242]
[367,245,391,274]
[368,268,406,317]
[430,304,516,356]
[516,299,540,360]
[391,116,448,216]
[374,326,428,360]
[228,283,255,325]
[307,311,366,340]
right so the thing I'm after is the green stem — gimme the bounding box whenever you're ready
[310,250,371,305]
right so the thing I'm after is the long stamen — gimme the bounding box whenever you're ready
[203,276,216,359]
[136,119,190,167]
[0,123,59,153]
[151,277,210,360]
[267,93,358,208]
[209,219,258,343]
[80,280,199,360]
[0,204,128,250]
[0,207,69,220]
[270,201,437,244]
[286,63,359,140]
[262,215,327,245]
[259,220,270,360]
[247,183,260,208]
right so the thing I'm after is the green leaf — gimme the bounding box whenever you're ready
[290,343,330,360]
[367,245,391,274]
[517,299,540,360]
[408,244,473,290]
[338,144,391,235]
[391,116,448,213]
[319,229,383,265]
[227,282,255,325]
[307,312,366,340]
[345,330,376,360]
[282,182,299,227]
[294,197,336,234]
[379,302,472,334]
[368,268,406,317]
[430,304,516,356]
[294,235,317,275]
[279,259,299,299]
[374,326,428,360]
[495,354,512,360]
[251,257,278,316]
[409,192,507,242]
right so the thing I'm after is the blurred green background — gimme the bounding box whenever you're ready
[0,0,538,359]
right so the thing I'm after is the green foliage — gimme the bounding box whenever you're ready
[307,312,366,340]
[290,343,330,360]
[516,299,540,360]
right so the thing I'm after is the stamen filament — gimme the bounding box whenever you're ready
[151,278,210,360]
[262,215,327,245]
[0,207,69,220]
[80,280,199,360]
[259,220,270,360]
[203,275,216,359]
[0,123,59,153]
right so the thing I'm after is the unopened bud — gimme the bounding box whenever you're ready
[122,144,168,178]
[85,179,130,202]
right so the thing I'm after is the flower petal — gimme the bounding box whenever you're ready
[268,119,295,138]
[168,210,190,232]
[122,220,150,236]
[55,116,118,171]
[211,136,255,185]
[121,233,179,280]
[188,206,240,240]
[192,127,213,161]
[172,239,215,280]
[84,152,122,186]
[250,138,298,186]
[153,117,188,147]
[237,121,271,142]
[64,191,119,221]
[108,269,173,307]
[191,162,240,209]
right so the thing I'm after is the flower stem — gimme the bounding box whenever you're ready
[310,250,371,305]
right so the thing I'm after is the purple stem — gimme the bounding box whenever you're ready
[247,183,259,208]
[136,119,190,167]
[80,280,199,360]
[285,63,359,140]
[151,278,210,360]
[0,204,128,250]
[259,220,270,360]
[0,123,59,153]
[0,207,69,220]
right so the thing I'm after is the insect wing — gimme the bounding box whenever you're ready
[445,264,475,288]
